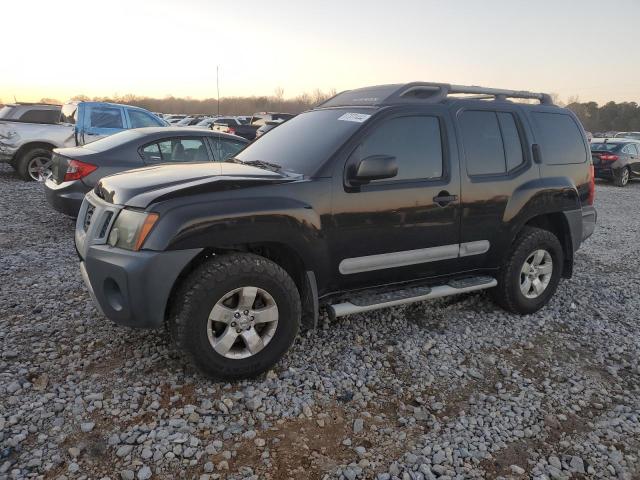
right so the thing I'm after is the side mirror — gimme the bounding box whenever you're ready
[350,154,398,184]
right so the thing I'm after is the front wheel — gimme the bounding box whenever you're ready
[490,227,563,314]
[168,253,301,380]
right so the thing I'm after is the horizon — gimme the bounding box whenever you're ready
[3,0,640,106]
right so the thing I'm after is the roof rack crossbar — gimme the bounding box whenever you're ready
[392,82,554,105]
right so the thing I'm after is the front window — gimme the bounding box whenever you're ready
[89,106,123,129]
[235,108,372,176]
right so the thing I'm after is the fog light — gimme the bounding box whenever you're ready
[108,227,119,247]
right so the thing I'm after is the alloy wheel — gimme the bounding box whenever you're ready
[520,249,553,299]
[207,286,279,359]
[28,156,53,182]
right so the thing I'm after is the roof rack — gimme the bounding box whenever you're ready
[318,82,554,108]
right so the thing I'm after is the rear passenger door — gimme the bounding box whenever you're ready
[455,106,536,271]
[328,107,462,291]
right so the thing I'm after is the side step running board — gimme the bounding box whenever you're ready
[328,276,497,318]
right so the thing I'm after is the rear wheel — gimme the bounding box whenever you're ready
[490,227,563,314]
[613,167,630,187]
[17,148,53,181]
[168,253,301,380]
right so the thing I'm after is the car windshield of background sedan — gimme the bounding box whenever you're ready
[234,108,372,176]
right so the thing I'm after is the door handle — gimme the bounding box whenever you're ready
[433,192,458,207]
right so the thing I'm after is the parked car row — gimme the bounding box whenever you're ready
[157,112,294,140]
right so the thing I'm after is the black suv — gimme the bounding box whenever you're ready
[75,82,597,380]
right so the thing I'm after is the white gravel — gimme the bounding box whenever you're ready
[1,163,639,480]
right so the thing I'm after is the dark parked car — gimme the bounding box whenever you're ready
[76,82,596,380]
[591,138,640,186]
[211,117,257,140]
[45,127,248,216]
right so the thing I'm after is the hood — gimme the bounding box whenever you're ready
[94,162,294,208]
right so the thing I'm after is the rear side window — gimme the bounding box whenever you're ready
[128,109,163,128]
[359,116,443,182]
[89,106,123,129]
[531,112,587,164]
[142,137,209,163]
[19,109,60,124]
[622,144,639,154]
[459,110,524,176]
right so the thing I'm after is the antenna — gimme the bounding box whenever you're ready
[14,95,17,103]
[216,65,220,116]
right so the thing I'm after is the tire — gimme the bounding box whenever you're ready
[17,148,53,182]
[490,226,564,315]
[613,167,630,187]
[168,253,301,380]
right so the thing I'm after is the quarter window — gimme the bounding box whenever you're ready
[211,138,247,161]
[530,112,587,165]
[460,111,524,176]
[142,138,209,163]
[358,116,443,182]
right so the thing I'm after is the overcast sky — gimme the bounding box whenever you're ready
[3,0,639,104]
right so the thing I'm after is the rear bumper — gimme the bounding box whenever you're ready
[44,179,89,217]
[581,205,597,242]
[79,245,202,329]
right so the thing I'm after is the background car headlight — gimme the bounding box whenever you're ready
[108,209,159,251]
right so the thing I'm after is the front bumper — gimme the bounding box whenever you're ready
[0,142,19,163]
[44,179,89,217]
[80,245,202,329]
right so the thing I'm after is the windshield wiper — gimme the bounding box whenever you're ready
[227,158,283,172]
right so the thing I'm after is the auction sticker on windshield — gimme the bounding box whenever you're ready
[338,112,371,123]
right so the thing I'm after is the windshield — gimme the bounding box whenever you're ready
[235,108,373,176]
[81,129,145,152]
[0,105,17,118]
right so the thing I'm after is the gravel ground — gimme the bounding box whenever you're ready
[1,163,639,480]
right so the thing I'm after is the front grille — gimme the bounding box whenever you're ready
[98,211,113,238]
[83,204,95,232]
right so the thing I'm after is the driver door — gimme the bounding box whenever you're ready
[327,107,462,292]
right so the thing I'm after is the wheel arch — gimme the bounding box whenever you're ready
[15,141,56,161]
[522,212,574,278]
[165,242,319,331]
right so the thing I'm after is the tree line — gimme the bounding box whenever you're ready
[566,101,640,133]
[32,88,338,116]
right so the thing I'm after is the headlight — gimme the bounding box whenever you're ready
[107,209,159,251]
